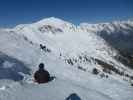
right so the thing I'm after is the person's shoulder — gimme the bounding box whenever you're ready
[44,70,50,74]
[44,70,49,73]
[34,70,40,75]
[34,70,40,78]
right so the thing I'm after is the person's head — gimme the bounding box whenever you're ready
[39,63,45,69]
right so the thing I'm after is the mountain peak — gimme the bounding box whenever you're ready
[34,17,70,26]
[39,17,64,22]
[31,17,75,32]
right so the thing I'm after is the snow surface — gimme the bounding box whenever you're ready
[0,17,133,100]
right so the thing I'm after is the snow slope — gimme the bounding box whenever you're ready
[12,17,133,76]
[0,17,133,100]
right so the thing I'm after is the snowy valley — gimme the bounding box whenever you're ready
[0,17,133,100]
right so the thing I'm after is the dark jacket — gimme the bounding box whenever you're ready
[34,69,50,84]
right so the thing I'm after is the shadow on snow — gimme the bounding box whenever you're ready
[0,52,31,81]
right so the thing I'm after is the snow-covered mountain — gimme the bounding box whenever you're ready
[14,17,76,34]
[0,17,133,100]
[13,17,133,55]
[80,20,133,55]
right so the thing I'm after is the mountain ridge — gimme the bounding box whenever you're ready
[1,17,133,79]
[11,17,133,55]
[0,17,133,100]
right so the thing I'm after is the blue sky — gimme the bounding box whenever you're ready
[0,0,133,27]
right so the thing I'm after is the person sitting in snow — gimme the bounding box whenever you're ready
[34,63,50,84]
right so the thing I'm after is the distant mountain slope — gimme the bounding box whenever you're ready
[80,20,133,55]
[79,20,133,69]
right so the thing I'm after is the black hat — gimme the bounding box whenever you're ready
[39,63,45,69]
